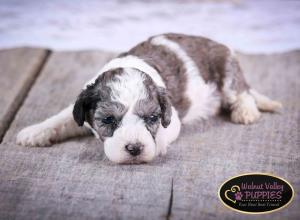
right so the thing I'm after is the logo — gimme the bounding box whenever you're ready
[218,173,294,214]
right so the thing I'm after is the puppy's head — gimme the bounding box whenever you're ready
[73,68,171,163]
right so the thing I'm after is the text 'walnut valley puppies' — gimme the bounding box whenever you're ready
[17,33,282,164]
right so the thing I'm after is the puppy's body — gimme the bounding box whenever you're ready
[17,33,281,163]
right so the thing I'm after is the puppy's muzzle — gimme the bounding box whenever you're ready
[125,143,144,156]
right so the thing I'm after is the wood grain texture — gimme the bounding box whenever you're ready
[0,47,49,141]
[0,49,299,220]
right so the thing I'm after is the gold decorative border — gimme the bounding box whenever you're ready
[218,172,295,215]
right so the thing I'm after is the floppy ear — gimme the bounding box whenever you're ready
[157,87,172,128]
[73,85,100,126]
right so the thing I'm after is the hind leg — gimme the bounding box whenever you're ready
[249,89,282,112]
[221,54,260,124]
[222,53,282,124]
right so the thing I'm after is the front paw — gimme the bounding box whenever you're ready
[16,124,57,147]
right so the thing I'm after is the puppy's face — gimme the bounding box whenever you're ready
[73,68,171,163]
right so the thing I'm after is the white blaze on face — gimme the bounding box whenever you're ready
[108,68,148,106]
[103,68,157,163]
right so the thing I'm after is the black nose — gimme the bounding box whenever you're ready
[125,143,143,156]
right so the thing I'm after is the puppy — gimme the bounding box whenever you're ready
[17,33,282,163]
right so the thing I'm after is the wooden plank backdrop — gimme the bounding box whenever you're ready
[0,48,49,141]
[0,48,299,220]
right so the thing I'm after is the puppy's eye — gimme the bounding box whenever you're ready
[149,115,159,122]
[101,116,116,125]
[144,114,159,124]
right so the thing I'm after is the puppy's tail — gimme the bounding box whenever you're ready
[249,89,282,112]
